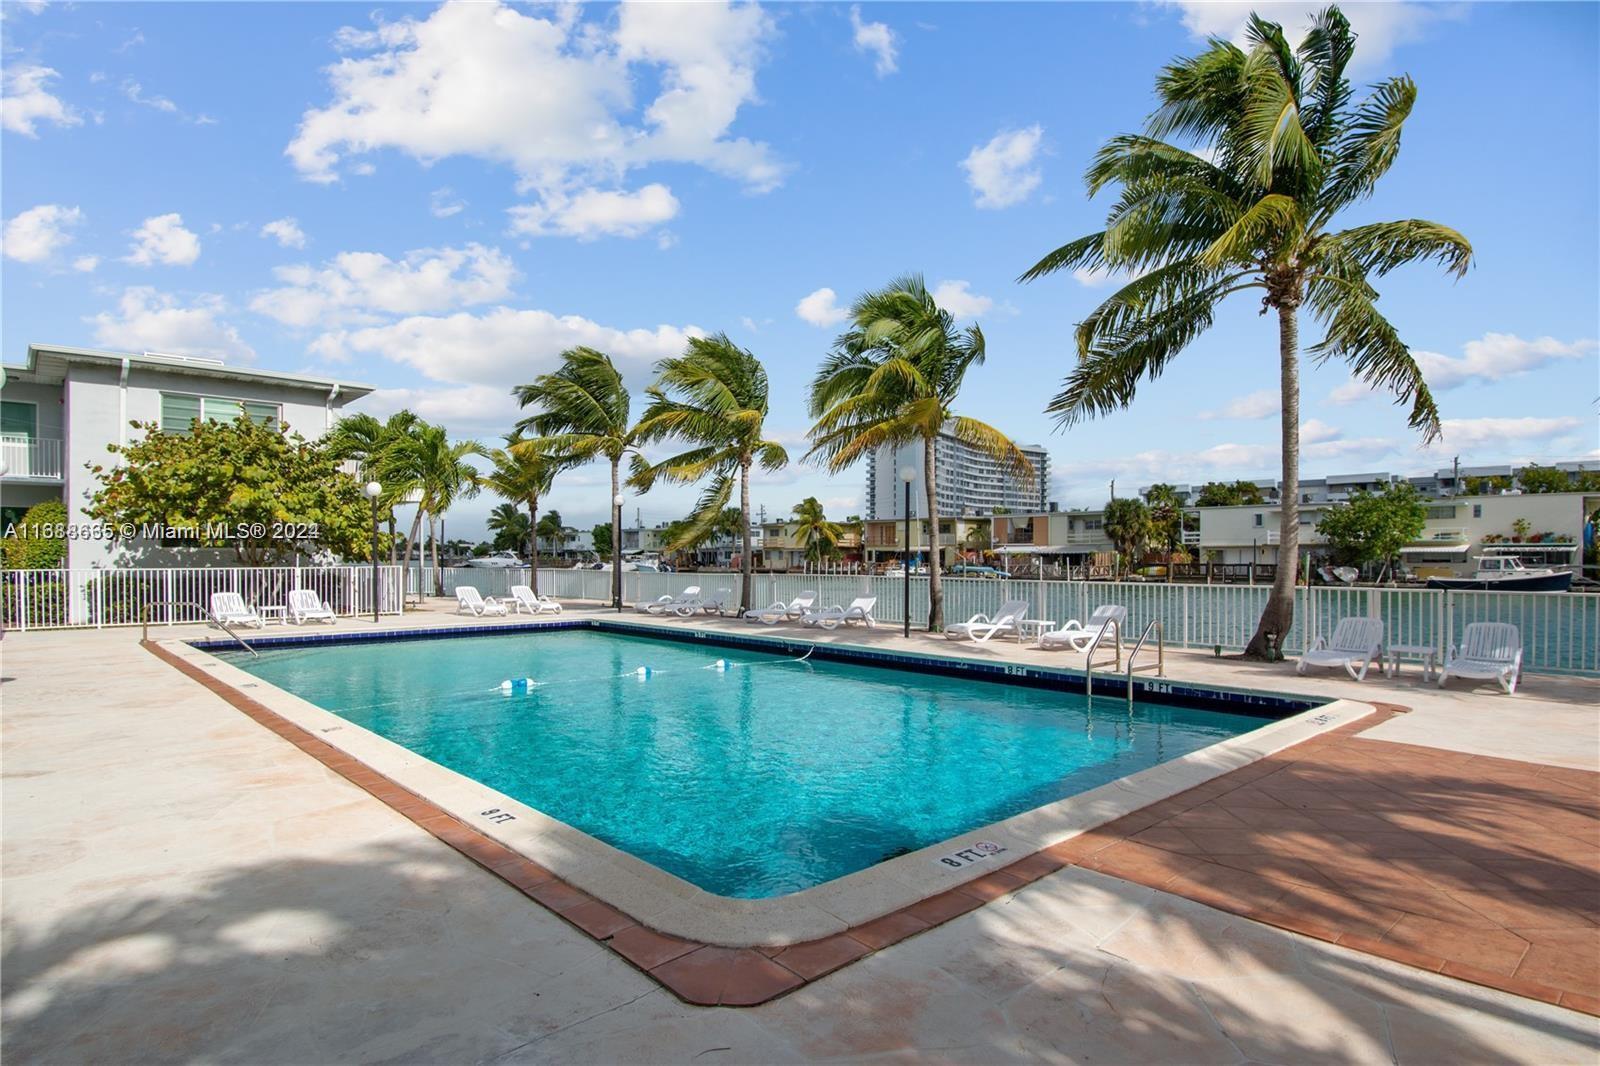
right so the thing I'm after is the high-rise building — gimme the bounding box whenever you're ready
[865,430,1049,519]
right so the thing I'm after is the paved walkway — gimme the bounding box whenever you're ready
[3,615,1598,1062]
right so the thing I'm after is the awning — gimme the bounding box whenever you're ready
[995,544,1084,554]
[1480,543,1577,554]
[1400,543,1469,554]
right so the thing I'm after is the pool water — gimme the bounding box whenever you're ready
[229,629,1274,898]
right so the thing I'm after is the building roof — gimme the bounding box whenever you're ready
[4,343,375,398]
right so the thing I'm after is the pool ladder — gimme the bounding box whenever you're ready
[140,600,259,658]
[1085,618,1164,709]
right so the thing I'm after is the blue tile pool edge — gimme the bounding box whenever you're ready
[188,617,1328,720]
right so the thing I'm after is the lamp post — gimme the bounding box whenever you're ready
[612,492,625,612]
[364,481,383,623]
[900,466,916,638]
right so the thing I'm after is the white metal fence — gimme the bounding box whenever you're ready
[424,566,1600,677]
[1,565,406,630]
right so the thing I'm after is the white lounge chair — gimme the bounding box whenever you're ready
[287,589,336,625]
[637,586,699,615]
[945,599,1031,642]
[509,585,562,615]
[675,588,732,617]
[1039,605,1127,652]
[1298,617,1385,681]
[745,591,817,624]
[209,592,263,629]
[1438,622,1523,694]
[456,586,508,617]
[802,597,877,630]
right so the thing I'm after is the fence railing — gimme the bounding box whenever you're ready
[414,566,1599,677]
[1,565,406,630]
[0,435,63,480]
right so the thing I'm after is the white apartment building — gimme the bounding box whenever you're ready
[1142,461,1596,506]
[0,343,373,571]
[865,431,1049,520]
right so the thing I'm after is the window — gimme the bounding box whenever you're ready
[1472,504,1483,518]
[0,400,36,439]
[161,393,279,434]
[1253,513,1264,526]
[1425,505,1457,520]
[1083,518,1103,531]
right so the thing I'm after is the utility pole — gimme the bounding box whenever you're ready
[1452,456,1461,496]
[1109,479,1116,500]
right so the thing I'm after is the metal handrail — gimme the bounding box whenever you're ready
[1083,617,1121,704]
[1125,620,1165,709]
[140,601,259,658]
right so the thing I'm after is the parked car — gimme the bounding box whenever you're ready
[949,564,1005,578]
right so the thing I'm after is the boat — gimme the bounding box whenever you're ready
[1425,555,1574,592]
[463,550,525,569]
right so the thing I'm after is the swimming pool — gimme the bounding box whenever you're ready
[223,625,1308,898]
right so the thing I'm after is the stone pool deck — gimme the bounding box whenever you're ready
[3,603,1598,1062]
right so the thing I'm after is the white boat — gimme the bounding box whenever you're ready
[463,550,525,569]
[1426,555,1574,592]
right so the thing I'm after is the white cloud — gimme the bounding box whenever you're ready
[358,384,524,439]
[121,78,177,114]
[1424,416,1584,454]
[1071,265,1119,288]
[72,254,99,273]
[287,2,781,234]
[1199,388,1279,421]
[931,280,993,318]
[1165,2,1443,70]
[961,125,1044,209]
[1298,418,1342,445]
[260,217,307,249]
[89,287,255,363]
[125,213,201,266]
[1415,333,1596,390]
[1327,375,1372,406]
[849,5,898,77]
[2,65,80,137]
[796,287,847,328]
[312,306,702,390]
[430,187,465,218]
[507,184,680,240]
[1,203,83,263]
[250,243,516,329]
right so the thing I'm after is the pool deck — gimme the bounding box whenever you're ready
[3,602,1598,1062]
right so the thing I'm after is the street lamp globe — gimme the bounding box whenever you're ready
[899,467,917,483]
[613,493,625,507]
[364,481,382,499]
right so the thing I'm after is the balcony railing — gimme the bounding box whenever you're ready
[0,436,63,480]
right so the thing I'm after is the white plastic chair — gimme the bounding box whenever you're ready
[456,586,508,617]
[945,599,1030,642]
[1297,617,1385,681]
[1439,622,1523,694]
[1039,605,1127,652]
[802,597,878,630]
[636,586,699,615]
[210,592,263,629]
[509,586,561,615]
[675,588,732,617]
[287,589,336,625]
[745,592,817,625]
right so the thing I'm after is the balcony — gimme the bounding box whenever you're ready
[0,436,63,481]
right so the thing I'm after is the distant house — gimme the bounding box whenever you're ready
[0,343,373,571]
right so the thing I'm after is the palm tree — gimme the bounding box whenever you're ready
[326,410,420,565]
[382,423,485,594]
[479,436,558,594]
[1020,7,1470,657]
[1142,483,1187,554]
[535,510,569,556]
[1102,497,1153,576]
[514,348,639,608]
[631,334,787,613]
[791,497,843,569]
[486,503,531,553]
[807,274,1033,629]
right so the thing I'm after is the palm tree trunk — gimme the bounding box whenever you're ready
[403,506,424,595]
[923,434,943,631]
[429,514,441,595]
[387,514,397,567]
[739,459,753,613]
[526,495,539,598]
[1245,306,1301,659]
[610,459,622,609]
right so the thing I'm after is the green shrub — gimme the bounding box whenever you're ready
[1,500,68,570]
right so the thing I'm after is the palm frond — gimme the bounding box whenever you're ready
[1305,280,1442,441]
[1321,218,1473,279]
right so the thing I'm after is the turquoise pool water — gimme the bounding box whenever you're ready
[228,629,1275,898]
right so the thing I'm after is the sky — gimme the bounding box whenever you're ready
[3,0,1597,540]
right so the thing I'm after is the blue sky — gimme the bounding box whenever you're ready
[3,0,1597,538]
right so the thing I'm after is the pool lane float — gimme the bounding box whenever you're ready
[634,666,653,680]
[499,677,537,694]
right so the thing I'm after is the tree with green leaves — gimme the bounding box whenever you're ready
[381,423,485,592]
[591,522,614,557]
[479,436,559,593]
[1517,464,1600,494]
[1316,483,1425,582]
[486,503,532,554]
[1021,6,1470,657]
[808,274,1033,629]
[515,347,638,604]
[1142,483,1188,553]
[326,410,421,565]
[0,500,68,569]
[1195,480,1268,507]
[88,416,374,565]
[1102,497,1153,575]
[536,510,569,553]
[791,497,844,567]
[631,334,787,612]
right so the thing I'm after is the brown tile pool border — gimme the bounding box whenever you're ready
[143,640,1599,1015]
